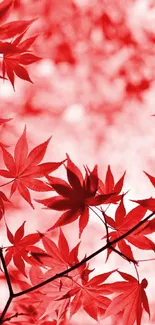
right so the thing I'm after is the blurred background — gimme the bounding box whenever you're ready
[1,0,155,324]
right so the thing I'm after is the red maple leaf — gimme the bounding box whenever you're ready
[15,228,92,322]
[0,22,41,89]
[17,231,112,322]
[99,165,126,204]
[5,221,48,276]
[40,229,92,284]
[56,270,116,321]
[103,198,155,262]
[0,126,64,208]
[15,262,70,323]
[36,155,115,237]
[103,271,150,325]
[0,1,40,88]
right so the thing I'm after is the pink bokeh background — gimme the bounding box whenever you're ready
[1,0,155,324]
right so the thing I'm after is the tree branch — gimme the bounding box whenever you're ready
[0,248,14,323]
[0,297,13,324]
[14,209,155,297]
[0,209,155,324]
[0,248,13,296]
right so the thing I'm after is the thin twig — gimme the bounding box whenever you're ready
[134,264,140,282]
[0,179,15,188]
[0,312,26,324]
[89,205,106,226]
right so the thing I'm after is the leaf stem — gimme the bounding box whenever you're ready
[0,179,15,188]
[137,258,155,262]
[134,264,140,282]
[0,312,26,324]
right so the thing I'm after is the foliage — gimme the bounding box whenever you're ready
[0,1,155,325]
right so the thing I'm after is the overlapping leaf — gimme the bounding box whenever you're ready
[103,271,150,325]
[0,0,40,88]
[56,270,115,321]
[36,155,115,236]
[15,266,70,325]
[40,229,91,283]
[0,126,64,207]
[103,198,155,261]
[14,229,87,324]
[0,25,41,88]
[4,221,48,276]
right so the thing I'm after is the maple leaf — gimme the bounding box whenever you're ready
[0,126,64,207]
[103,198,155,262]
[40,229,92,283]
[56,270,116,321]
[99,165,126,204]
[0,6,40,89]
[4,221,47,276]
[1,38,41,89]
[17,229,93,321]
[36,155,115,237]
[103,271,150,325]
[15,264,70,323]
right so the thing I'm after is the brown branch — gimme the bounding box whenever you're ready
[0,209,155,324]
[0,249,14,323]
[0,297,12,324]
[14,209,155,297]
[0,248,13,296]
